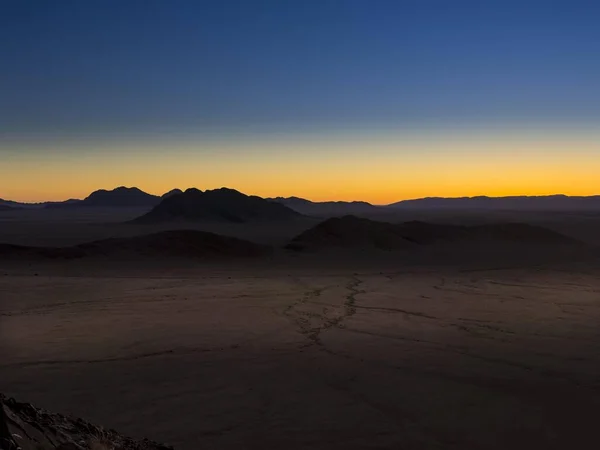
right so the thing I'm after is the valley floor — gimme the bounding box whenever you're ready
[2,265,600,449]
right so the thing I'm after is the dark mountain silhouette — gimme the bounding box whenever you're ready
[136,188,301,223]
[1,393,173,450]
[0,230,270,260]
[162,188,183,198]
[0,198,55,209]
[268,196,381,216]
[40,199,82,208]
[1,197,81,209]
[80,186,160,207]
[287,216,578,251]
[46,187,160,208]
[389,195,600,211]
[0,198,20,207]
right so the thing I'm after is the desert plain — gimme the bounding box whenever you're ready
[2,206,600,449]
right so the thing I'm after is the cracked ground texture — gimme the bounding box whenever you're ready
[2,266,600,449]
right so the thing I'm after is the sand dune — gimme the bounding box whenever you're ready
[388,194,600,210]
[287,215,416,251]
[287,215,579,251]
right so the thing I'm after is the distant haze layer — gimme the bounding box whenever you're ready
[2,128,600,203]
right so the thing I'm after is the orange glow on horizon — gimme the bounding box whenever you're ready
[2,130,600,204]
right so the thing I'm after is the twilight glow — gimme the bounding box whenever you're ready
[2,1,599,204]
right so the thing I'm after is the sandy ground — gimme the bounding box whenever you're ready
[2,264,600,449]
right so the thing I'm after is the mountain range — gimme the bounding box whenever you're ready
[388,195,600,210]
[4,188,600,212]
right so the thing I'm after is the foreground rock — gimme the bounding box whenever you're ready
[0,394,173,450]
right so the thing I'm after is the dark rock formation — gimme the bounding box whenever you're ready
[0,393,173,450]
[136,188,300,223]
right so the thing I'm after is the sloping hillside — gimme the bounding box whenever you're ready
[287,216,578,251]
[1,393,173,450]
[0,230,270,260]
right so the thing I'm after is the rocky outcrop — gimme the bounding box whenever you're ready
[0,394,173,450]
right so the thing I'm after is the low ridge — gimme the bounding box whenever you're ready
[389,195,600,210]
[0,230,270,260]
[268,196,379,216]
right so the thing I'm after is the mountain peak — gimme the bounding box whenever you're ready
[75,187,160,207]
[162,188,183,198]
[135,187,300,223]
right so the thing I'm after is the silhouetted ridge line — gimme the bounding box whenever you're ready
[388,195,600,210]
[267,196,380,215]
[135,188,300,223]
[44,186,160,208]
[162,188,183,198]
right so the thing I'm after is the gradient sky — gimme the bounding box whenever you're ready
[1,0,599,203]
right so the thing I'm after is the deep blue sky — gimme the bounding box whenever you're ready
[2,1,600,202]
[2,0,599,136]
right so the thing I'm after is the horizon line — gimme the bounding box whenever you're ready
[3,185,600,206]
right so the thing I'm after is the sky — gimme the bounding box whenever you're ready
[1,0,599,204]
